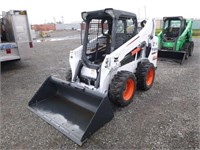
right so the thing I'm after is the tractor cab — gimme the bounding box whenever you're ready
[81,8,138,68]
[162,16,186,42]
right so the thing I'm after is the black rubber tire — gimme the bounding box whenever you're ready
[65,69,72,81]
[108,71,136,107]
[136,62,155,91]
[181,42,190,60]
[189,41,194,56]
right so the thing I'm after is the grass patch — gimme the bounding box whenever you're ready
[155,29,200,36]
[193,36,200,38]
[156,29,161,35]
[192,29,200,36]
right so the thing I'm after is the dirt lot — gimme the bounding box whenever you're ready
[1,31,200,149]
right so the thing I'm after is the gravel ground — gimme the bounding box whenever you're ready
[1,31,200,149]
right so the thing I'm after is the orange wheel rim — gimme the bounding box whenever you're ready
[123,79,134,101]
[146,67,154,86]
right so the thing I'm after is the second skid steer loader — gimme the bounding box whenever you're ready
[157,16,194,64]
[28,8,158,145]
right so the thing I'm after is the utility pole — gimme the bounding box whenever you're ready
[144,6,146,19]
[53,17,56,24]
[62,16,64,24]
[138,8,140,20]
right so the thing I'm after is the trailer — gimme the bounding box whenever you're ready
[0,10,33,62]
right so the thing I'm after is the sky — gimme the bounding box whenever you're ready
[0,0,199,24]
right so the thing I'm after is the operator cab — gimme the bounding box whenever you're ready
[81,8,138,68]
[162,16,186,42]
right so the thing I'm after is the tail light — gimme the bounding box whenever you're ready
[29,42,33,48]
[6,49,11,54]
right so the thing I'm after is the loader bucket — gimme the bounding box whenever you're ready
[158,49,186,64]
[28,76,114,146]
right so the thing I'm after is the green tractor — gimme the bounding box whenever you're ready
[157,16,194,64]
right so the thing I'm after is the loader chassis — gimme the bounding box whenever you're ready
[28,8,158,146]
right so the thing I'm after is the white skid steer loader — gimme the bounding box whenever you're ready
[28,8,158,146]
